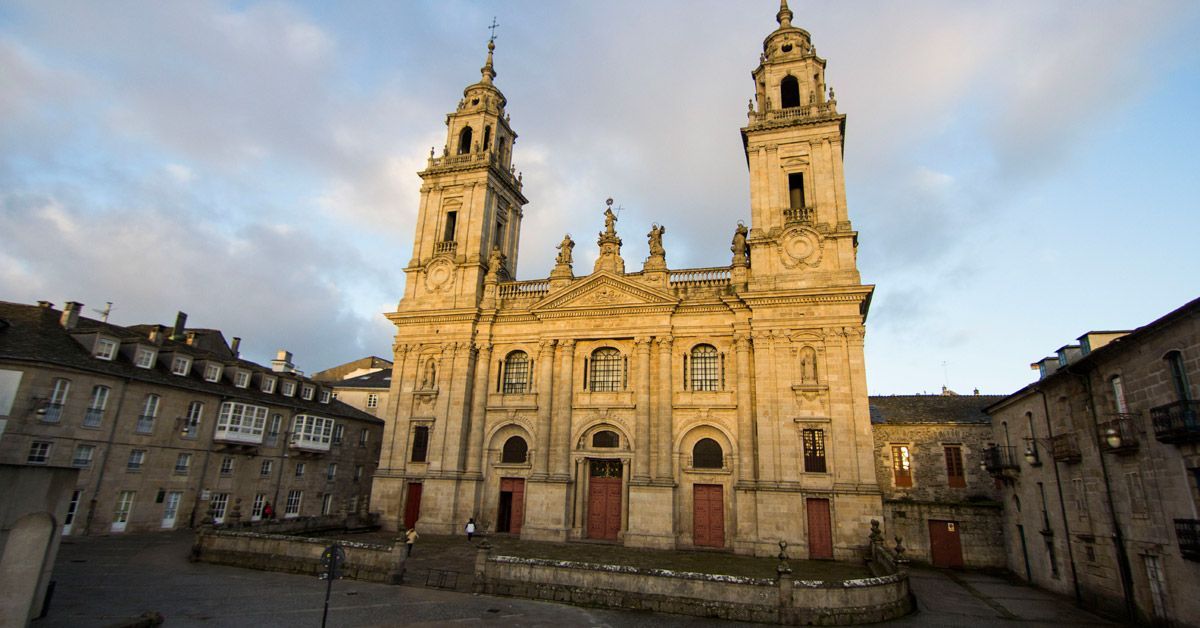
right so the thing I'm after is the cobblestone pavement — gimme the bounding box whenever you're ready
[37,531,1115,627]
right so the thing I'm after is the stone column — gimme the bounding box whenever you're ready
[633,337,653,482]
[533,339,556,478]
[654,336,674,481]
[466,342,492,476]
[552,340,576,479]
[734,333,756,483]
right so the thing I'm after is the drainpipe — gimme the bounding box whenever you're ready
[1033,389,1081,603]
[1070,366,1137,622]
[84,376,132,535]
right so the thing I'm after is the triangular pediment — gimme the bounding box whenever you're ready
[531,272,678,312]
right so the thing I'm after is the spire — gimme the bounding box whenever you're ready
[776,0,794,29]
[480,39,497,85]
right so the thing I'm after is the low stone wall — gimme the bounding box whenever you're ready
[213,513,378,536]
[474,552,912,625]
[191,529,404,584]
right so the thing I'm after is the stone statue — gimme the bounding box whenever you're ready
[421,358,437,389]
[647,224,666,257]
[487,246,504,276]
[799,346,818,384]
[603,207,617,236]
[731,222,749,262]
[556,234,574,265]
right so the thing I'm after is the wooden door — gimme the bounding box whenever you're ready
[499,478,525,534]
[403,482,422,529]
[929,520,964,568]
[587,460,622,540]
[806,498,833,559]
[693,484,725,548]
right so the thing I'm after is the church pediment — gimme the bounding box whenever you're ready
[531,272,678,312]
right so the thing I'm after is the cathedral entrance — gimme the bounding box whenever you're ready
[692,484,725,548]
[806,498,833,559]
[496,477,525,534]
[403,482,422,530]
[587,459,622,540]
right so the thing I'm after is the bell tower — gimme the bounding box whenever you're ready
[401,39,528,310]
[741,0,859,289]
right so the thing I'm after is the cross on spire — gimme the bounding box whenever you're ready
[488,17,500,43]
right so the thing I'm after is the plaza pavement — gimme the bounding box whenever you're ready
[35,531,1114,627]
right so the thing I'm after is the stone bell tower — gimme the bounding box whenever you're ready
[741,0,860,291]
[400,39,528,311]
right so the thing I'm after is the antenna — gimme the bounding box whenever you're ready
[92,302,113,322]
[488,16,500,43]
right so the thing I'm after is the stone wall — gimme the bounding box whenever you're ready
[192,529,404,584]
[474,552,912,626]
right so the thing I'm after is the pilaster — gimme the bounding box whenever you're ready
[633,337,653,482]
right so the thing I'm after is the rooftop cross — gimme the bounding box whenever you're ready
[488,16,499,43]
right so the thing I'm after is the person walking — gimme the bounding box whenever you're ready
[263,502,274,520]
[465,518,476,542]
[405,528,418,557]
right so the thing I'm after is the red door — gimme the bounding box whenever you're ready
[929,520,964,568]
[403,482,422,530]
[693,484,725,548]
[499,478,525,534]
[587,460,622,540]
[806,498,833,559]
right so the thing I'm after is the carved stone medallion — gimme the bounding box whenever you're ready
[779,227,823,268]
[425,258,455,292]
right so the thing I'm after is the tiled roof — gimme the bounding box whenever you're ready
[0,300,381,424]
[869,394,1004,425]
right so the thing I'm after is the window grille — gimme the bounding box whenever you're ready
[802,429,826,473]
[692,438,723,469]
[503,351,530,393]
[691,345,719,391]
[589,348,622,392]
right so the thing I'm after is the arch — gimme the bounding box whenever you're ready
[576,421,632,451]
[483,125,492,150]
[502,350,530,394]
[589,347,622,392]
[592,430,619,448]
[690,344,719,391]
[798,345,818,384]
[486,420,535,450]
[457,126,473,154]
[501,435,528,463]
[780,75,800,109]
[692,438,723,469]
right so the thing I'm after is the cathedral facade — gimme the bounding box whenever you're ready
[371,2,881,558]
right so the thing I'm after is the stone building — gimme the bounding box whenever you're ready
[313,356,393,419]
[0,300,383,535]
[985,297,1200,625]
[870,393,1006,569]
[371,2,882,558]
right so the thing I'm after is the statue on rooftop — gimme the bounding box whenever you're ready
[556,234,574,265]
[648,224,666,257]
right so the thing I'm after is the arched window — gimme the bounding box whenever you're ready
[457,126,473,154]
[483,125,492,150]
[692,438,723,469]
[502,351,530,394]
[501,436,528,463]
[780,75,800,109]
[592,430,619,448]
[691,344,719,391]
[589,348,622,392]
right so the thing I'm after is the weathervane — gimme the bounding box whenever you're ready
[488,17,499,43]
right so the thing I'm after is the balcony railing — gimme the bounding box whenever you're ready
[433,241,457,255]
[497,279,550,300]
[983,445,1020,475]
[1152,400,1200,444]
[82,408,104,427]
[1098,413,1141,454]
[669,267,731,287]
[135,415,155,434]
[1051,433,1082,463]
[784,206,815,224]
[1176,519,1200,561]
[41,402,64,423]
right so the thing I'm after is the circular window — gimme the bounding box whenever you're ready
[781,43,793,53]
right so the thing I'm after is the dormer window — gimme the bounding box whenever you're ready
[234,370,251,389]
[319,390,331,404]
[134,347,157,369]
[94,338,117,361]
[261,376,277,394]
[171,356,192,376]
[203,363,222,383]
[301,384,314,400]
[281,380,295,397]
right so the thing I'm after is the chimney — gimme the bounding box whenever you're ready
[186,331,198,346]
[974,388,980,396]
[271,350,294,373]
[37,301,53,309]
[149,325,167,345]
[231,337,241,357]
[170,311,188,340]
[60,301,82,330]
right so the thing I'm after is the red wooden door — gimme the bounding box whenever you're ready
[500,477,525,535]
[929,520,964,568]
[588,478,622,540]
[806,498,833,559]
[693,484,725,548]
[403,482,422,529]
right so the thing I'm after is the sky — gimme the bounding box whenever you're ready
[2,0,1199,395]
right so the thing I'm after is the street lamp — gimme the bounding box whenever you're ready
[1104,427,1122,450]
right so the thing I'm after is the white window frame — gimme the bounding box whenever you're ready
[261,376,277,394]
[295,462,306,477]
[326,463,337,481]
[44,378,70,422]
[72,444,95,467]
[215,401,269,443]
[281,380,296,397]
[112,491,135,532]
[301,384,315,400]
[136,394,160,434]
[251,494,266,521]
[84,385,109,427]
[284,490,302,518]
[183,401,203,438]
[333,424,344,445]
[94,337,118,360]
[260,459,273,476]
[211,493,229,524]
[321,493,334,515]
[171,355,192,376]
[127,449,146,471]
[219,456,234,475]
[134,347,157,369]
[320,390,331,404]
[234,370,251,389]
[291,415,336,451]
[359,429,370,447]
[27,441,52,464]
[174,453,192,475]
[203,363,222,383]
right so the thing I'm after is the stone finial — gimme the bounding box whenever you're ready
[480,39,497,84]
[777,0,793,28]
[776,540,792,576]
[869,519,883,545]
